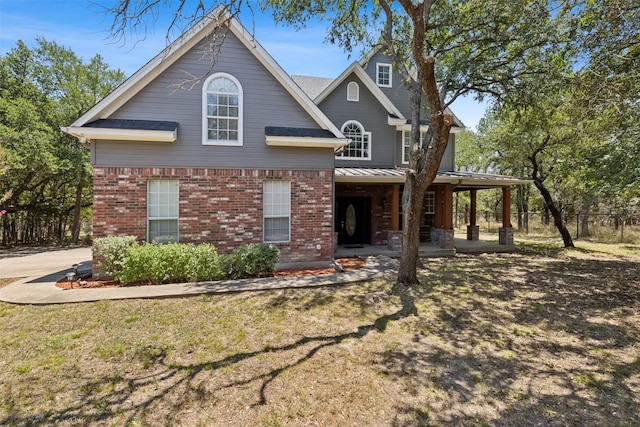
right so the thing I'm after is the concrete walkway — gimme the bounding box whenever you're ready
[0,249,396,305]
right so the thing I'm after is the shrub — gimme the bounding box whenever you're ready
[92,236,138,279]
[191,244,225,281]
[116,242,225,285]
[221,244,280,279]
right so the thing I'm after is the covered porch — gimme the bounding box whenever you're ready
[334,168,530,256]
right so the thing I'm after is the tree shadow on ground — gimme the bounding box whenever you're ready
[380,253,640,426]
[0,282,417,426]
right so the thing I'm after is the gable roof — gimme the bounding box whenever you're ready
[64,9,344,140]
[291,76,334,100]
[312,61,406,120]
[359,48,466,130]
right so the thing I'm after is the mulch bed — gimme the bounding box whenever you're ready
[55,257,366,290]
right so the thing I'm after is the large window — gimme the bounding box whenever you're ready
[264,180,290,243]
[148,180,179,243]
[376,63,392,87]
[336,120,371,160]
[203,73,243,145]
[402,130,427,164]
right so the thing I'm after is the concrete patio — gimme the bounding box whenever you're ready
[335,236,515,258]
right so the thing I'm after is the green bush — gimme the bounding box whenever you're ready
[116,242,225,285]
[94,238,278,285]
[221,244,280,279]
[92,236,138,279]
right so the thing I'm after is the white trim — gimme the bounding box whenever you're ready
[401,130,428,165]
[147,179,180,243]
[346,81,359,102]
[376,63,392,87]
[336,120,371,161]
[60,126,177,143]
[263,180,291,243]
[265,135,348,151]
[226,17,344,138]
[202,72,243,146]
[66,8,344,140]
[314,62,405,120]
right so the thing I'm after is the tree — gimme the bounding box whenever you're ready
[103,1,571,283]
[0,40,125,245]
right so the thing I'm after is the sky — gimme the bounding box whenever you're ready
[0,0,487,129]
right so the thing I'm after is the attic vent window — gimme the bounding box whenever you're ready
[203,73,243,146]
[347,81,359,102]
[376,63,392,87]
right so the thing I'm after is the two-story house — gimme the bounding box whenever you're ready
[63,11,526,268]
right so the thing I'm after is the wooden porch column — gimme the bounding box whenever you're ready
[391,185,400,231]
[442,184,453,229]
[470,189,477,227]
[502,186,511,227]
[499,186,514,245]
[467,189,479,241]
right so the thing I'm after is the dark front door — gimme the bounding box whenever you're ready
[336,197,371,245]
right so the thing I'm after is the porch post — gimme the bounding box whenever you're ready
[467,189,479,241]
[499,186,514,245]
[387,185,403,250]
[436,184,454,250]
[391,185,400,231]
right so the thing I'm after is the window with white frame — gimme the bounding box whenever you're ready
[336,121,371,160]
[203,73,243,145]
[402,130,427,164]
[147,180,179,243]
[347,81,359,101]
[376,63,392,87]
[264,180,291,243]
[424,191,435,214]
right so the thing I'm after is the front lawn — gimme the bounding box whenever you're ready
[1,239,638,426]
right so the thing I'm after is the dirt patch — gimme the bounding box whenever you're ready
[55,257,366,289]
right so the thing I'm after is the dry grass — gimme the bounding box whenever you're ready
[1,239,639,426]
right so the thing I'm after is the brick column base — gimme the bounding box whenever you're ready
[499,227,514,245]
[387,230,403,251]
[467,225,480,241]
[432,228,454,250]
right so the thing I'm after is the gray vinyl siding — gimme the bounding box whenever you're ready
[363,51,415,119]
[94,31,334,170]
[394,132,455,172]
[318,73,396,168]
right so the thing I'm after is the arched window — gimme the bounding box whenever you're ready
[336,120,371,160]
[347,81,359,102]
[202,73,243,145]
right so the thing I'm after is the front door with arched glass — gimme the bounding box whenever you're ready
[335,197,371,245]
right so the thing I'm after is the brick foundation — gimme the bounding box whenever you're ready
[432,228,455,250]
[499,226,514,245]
[93,167,334,265]
[387,230,403,251]
[467,225,480,241]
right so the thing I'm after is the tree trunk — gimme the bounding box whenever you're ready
[580,206,590,237]
[530,151,574,248]
[71,171,84,244]
[398,177,426,285]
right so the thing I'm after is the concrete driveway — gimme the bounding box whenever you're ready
[0,247,92,279]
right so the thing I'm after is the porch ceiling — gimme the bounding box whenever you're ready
[335,168,532,188]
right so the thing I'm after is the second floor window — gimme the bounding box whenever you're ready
[337,120,371,160]
[402,130,427,164]
[203,73,243,146]
[376,63,392,87]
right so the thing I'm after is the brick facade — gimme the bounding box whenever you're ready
[93,167,334,263]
